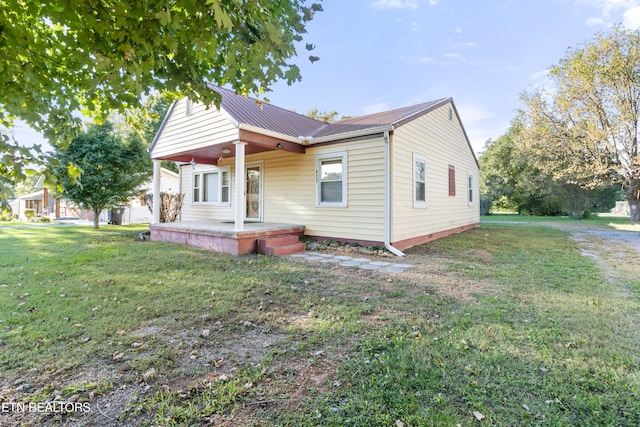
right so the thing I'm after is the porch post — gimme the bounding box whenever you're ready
[152,159,161,223]
[234,141,247,231]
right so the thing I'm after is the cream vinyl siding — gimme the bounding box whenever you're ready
[392,103,480,242]
[179,164,235,222]
[150,98,239,160]
[257,138,386,242]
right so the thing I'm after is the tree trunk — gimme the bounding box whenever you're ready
[627,185,640,223]
[93,208,100,229]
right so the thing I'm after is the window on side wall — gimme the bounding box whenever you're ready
[448,165,456,196]
[315,151,347,207]
[468,173,475,206]
[192,168,230,204]
[413,153,427,208]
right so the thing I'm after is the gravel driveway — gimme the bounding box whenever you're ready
[523,221,640,284]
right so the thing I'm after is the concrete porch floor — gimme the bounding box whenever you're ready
[149,221,305,255]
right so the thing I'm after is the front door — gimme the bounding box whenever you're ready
[245,163,263,221]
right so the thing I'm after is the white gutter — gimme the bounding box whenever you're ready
[238,123,396,146]
[302,124,395,145]
[383,130,405,257]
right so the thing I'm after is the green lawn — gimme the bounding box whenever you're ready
[1,221,639,426]
[482,212,640,231]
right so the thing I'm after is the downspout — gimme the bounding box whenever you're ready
[384,130,405,257]
[178,165,183,222]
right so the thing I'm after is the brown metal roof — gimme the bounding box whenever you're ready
[311,98,451,138]
[210,85,452,139]
[211,85,325,138]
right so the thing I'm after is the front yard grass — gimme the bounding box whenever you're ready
[1,221,639,426]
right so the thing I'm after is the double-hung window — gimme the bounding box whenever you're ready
[468,173,475,206]
[413,153,427,208]
[192,168,230,204]
[316,151,347,207]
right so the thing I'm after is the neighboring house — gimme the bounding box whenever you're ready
[117,167,180,225]
[9,169,179,224]
[9,189,55,220]
[610,201,630,216]
[148,85,480,255]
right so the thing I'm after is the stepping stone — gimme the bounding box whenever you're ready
[351,258,371,263]
[289,254,308,258]
[320,258,341,263]
[393,264,413,269]
[379,267,406,273]
[304,256,326,261]
[369,261,391,266]
[359,264,381,270]
[334,256,353,260]
[339,261,361,267]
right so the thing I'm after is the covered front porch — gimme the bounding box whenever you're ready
[149,221,306,255]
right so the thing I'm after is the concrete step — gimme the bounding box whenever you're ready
[257,234,301,253]
[262,242,307,256]
[257,235,305,256]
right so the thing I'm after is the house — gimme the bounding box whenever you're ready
[9,169,179,224]
[115,167,180,225]
[148,86,480,255]
[9,189,56,221]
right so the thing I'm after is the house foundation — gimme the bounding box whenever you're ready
[149,221,305,255]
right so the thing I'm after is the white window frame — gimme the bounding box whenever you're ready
[413,153,427,208]
[191,167,231,205]
[468,172,475,206]
[185,98,193,116]
[315,151,348,207]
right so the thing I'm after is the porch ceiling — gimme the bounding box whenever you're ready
[153,129,305,165]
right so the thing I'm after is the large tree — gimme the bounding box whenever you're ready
[51,123,152,229]
[0,0,321,206]
[521,25,640,222]
[479,124,561,216]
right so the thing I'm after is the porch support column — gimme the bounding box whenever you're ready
[152,159,161,223]
[233,141,247,231]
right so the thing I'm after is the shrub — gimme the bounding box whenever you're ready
[0,211,15,222]
[144,192,184,222]
[23,209,36,222]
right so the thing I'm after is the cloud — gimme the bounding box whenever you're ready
[623,6,640,27]
[456,102,494,124]
[586,16,605,25]
[371,0,418,10]
[414,56,434,63]
[442,52,463,59]
[578,0,640,26]
[453,41,478,48]
[454,102,505,154]
[529,69,549,82]
[362,102,390,114]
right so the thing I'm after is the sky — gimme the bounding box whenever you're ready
[265,0,640,155]
[9,0,640,156]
